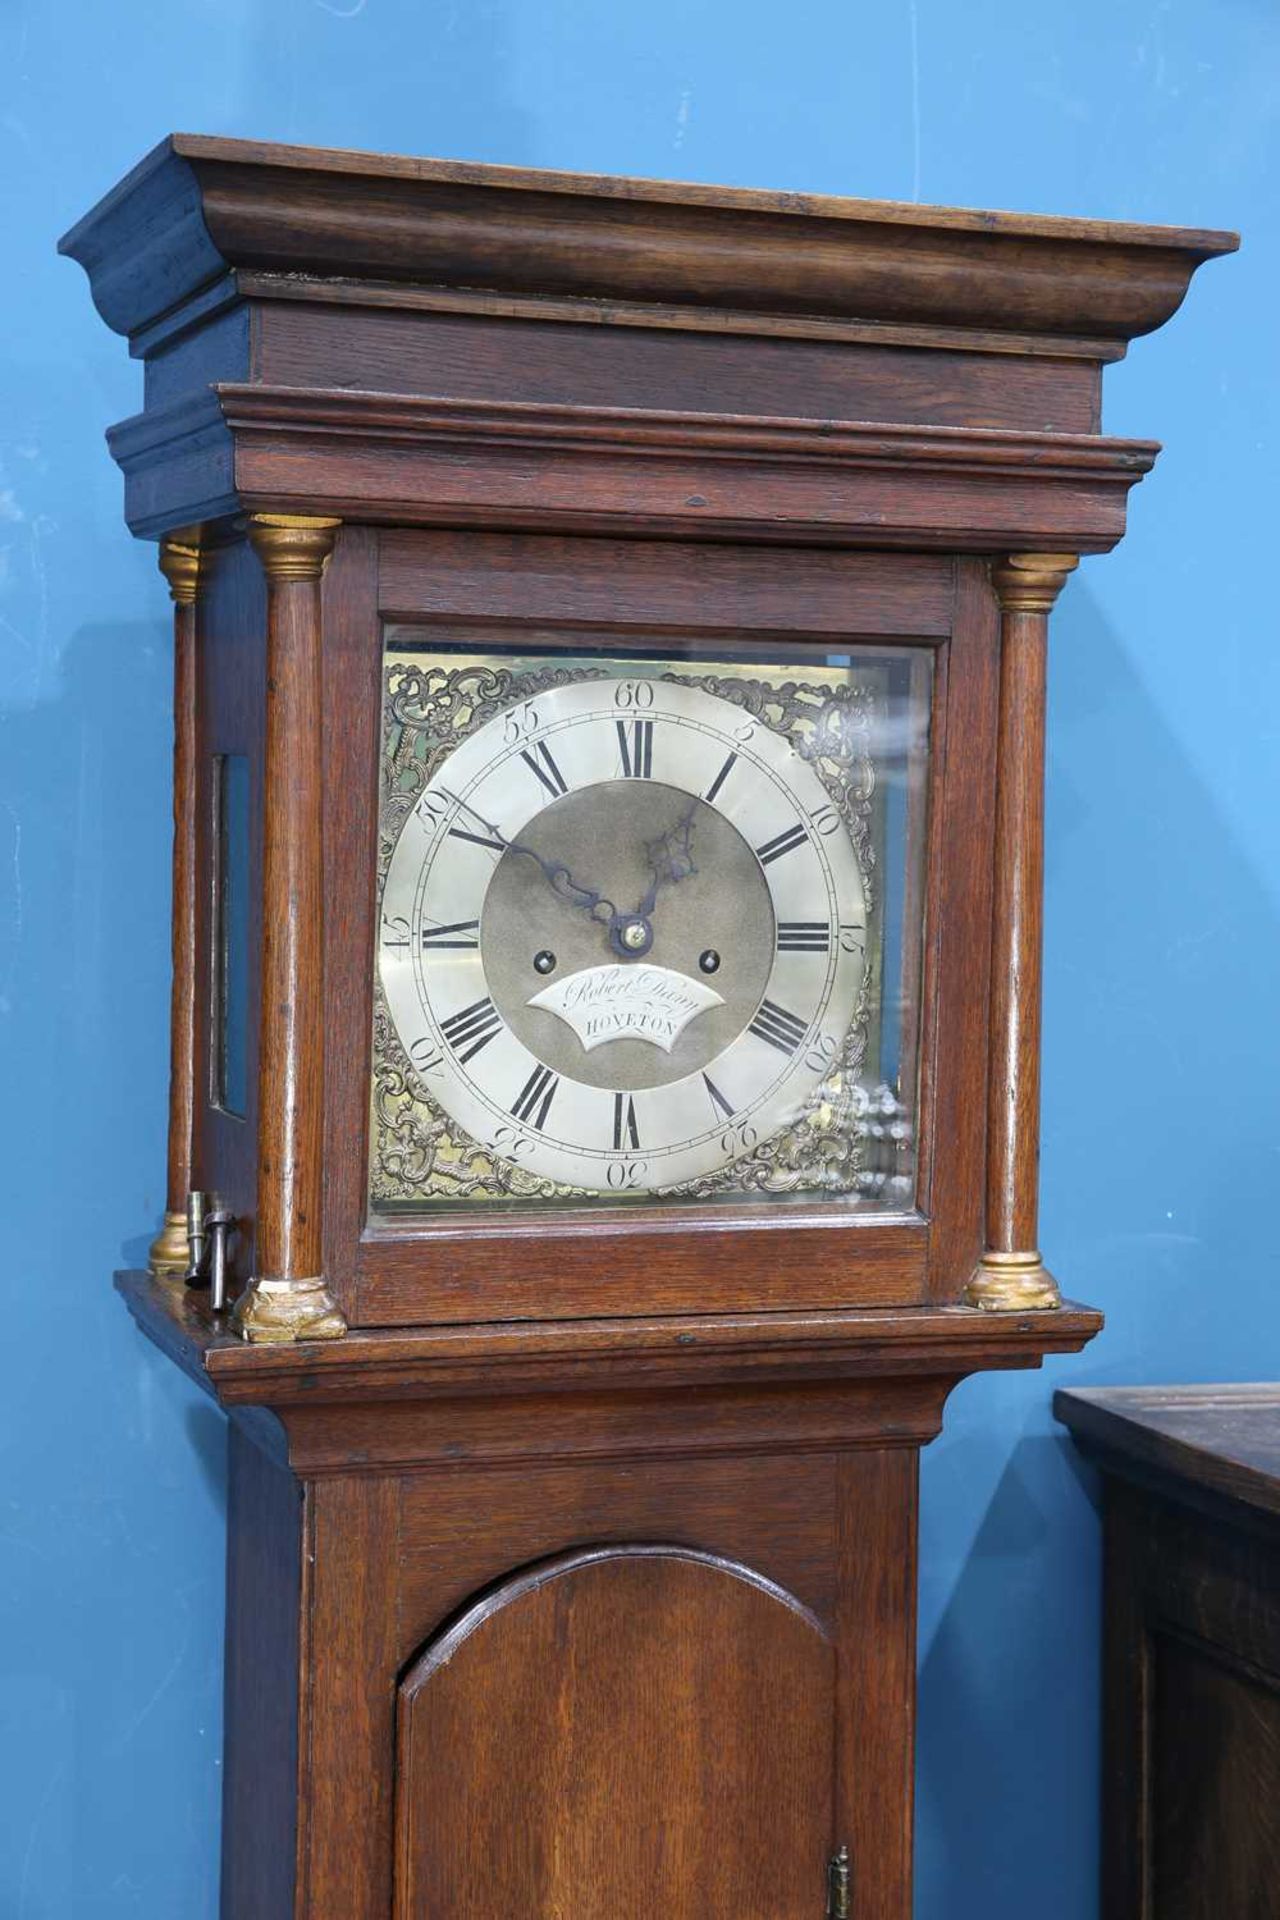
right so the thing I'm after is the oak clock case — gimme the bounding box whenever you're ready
[61,133,1232,1920]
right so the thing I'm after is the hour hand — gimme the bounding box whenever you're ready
[443,791,617,925]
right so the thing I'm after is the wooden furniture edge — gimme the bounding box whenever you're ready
[1056,1385,1280,1528]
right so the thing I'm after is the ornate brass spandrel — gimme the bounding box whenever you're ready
[367,647,916,1214]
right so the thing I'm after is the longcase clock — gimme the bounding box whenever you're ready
[60,136,1234,1919]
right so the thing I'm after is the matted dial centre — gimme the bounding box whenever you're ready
[481,781,773,1092]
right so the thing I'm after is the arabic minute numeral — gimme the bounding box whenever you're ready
[805,1032,839,1074]
[839,922,867,955]
[809,804,840,837]
[415,787,449,825]
[606,1159,648,1190]
[408,1035,445,1076]
[614,679,655,710]
[491,1124,534,1162]
[501,701,540,746]
[720,1119,759,1156]
[381,915,412,952]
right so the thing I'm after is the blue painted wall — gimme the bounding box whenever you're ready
[1,3,1270,1914]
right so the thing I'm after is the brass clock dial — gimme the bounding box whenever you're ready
[379,675,869,1194]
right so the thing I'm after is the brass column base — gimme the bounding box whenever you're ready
[230,1276,348,1344]
[963,1250,1062,1312]
[148,1210,190,1277]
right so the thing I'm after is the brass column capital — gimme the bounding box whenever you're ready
[992,552,1079,614]
[247,514,341,582]
[157,536,201,606]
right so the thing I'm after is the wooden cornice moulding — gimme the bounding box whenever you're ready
[116,1270,1102,1414]
[59,133,1237,355]
[106,382,1159,549]
[116,1271,1102,1476]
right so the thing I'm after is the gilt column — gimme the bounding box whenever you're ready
[148,537,201,1276]
[965,552,1078,1312]
[231,515,347,1343]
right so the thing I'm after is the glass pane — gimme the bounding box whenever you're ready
[369,635,930,1216]
[214,753,250,1118]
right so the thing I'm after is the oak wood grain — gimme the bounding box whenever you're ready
[396,1546,835,1919]
[220,1422,302,1919]
[838,1452,918,1920]
[162,559,199,1236]
[984,568,1061,1255]
[317,524,379,1327]
[249,519,333,1281]
[396,1454,840,1652]
[377,526,956,635]
[110,383,1157,550]
[192,538,266,1286]
[297,1473,401,1916]
[253,301,1104,434]
[916,559,999,1293]
[59,133,1236,348]
[119,1269,1102,1414]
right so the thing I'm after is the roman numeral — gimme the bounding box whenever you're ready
[511,1063,558,1130]
[440,995,503,1064]
[702,1072,735,1122]
[748,998,809,1056]
[777,921,830,952]
[755,823,808,867]
[616,718,654,779]
[705,751,737,805]
[520,741,568,800]
[421,919,480,950]
[448,825,506,855]
[613,1092,641,1150]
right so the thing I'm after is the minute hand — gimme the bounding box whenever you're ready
[633,800,699,918]
[444,792,618,925]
